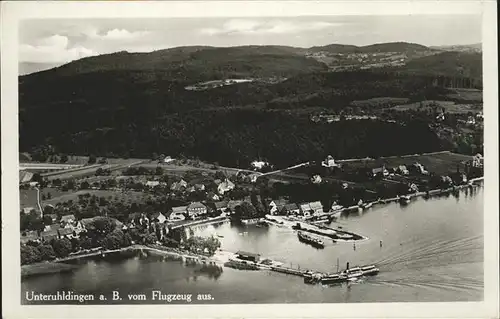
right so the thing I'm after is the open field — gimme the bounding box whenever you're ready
[339,151,472,176]
[20,187,85,210]
[350,97,410,108]
[42,159,146,181]
[445,88,483,102]
[19,163,84,171]
[20,189,38,210]
[42,189,150,206]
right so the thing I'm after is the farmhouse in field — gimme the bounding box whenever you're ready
[371,166,389,178]
[322,155,339,168]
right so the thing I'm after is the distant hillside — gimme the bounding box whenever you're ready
[23,45,322,82]
[309,42,432,53]
[18,41,481,163]
[431,43,482,53]
[308,44,359,53]
[400,51,482,80]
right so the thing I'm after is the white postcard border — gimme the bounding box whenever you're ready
[1,1,498,318]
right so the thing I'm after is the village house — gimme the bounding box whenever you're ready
[441,175,453,186]
[208,201,229,215]
[251,160,269,170]
[397,165,409,175]
[412,163,429,175]
[43,223,61,232]
[40,229,59,242]
[195,184,206,191]
[311,175,322,184]
[145,180,160,188]
[72,220,86,236]
[248,174,260,183]
[170,179,188,192]
[28,181,39,188]
[280,203,300,215]
[322,155,339,168]
[60,214,76,226]
[217,179,235,195]
[436,112,445,122]
[58,227,74,239]
[472,154,483,168]
[371,166,389,178]
[408,183,419,193]
[151,212,167,224]
[45,213,58,224]
[128,212,141,225]
[187,202,207,218]
[169,206,187,221]
[466,116,476,125]
[299,201,324,216]
[268,199,288,215]
[19,171,34,184]
[162,156,175,163]
[206,192,220,201]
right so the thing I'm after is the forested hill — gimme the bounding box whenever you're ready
[20,45,322,82]
[19,42,482,167]
[21,42,434,79]
[399,51,483,81]
[309,42,431,53]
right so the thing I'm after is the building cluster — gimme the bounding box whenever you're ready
[310,114,378,123]
[20,213,102,244]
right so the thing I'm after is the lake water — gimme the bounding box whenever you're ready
[22,187,483,304]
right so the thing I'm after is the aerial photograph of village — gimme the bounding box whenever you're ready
[18,15,484,305]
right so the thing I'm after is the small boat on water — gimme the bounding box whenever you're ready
[320,273,347,284]
[360,265,380,276]
[297,231,325,248]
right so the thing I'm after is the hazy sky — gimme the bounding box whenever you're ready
[19,15,481,73]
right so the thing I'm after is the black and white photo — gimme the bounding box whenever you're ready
[1,1,498,318]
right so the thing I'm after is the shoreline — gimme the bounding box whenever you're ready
[21,179,483,278]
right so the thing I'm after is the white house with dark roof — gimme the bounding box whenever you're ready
[169,206,187,221]
[187,202,207,218]
[299,201,323,216]
[217,179,235,195]
[152,212,167,224]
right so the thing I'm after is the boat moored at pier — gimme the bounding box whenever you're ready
[297,231,325,248]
